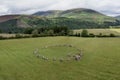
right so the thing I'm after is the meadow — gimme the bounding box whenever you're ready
[74,29,120,36]
[0,34,15,37]
[0,37,120,80]
[110,29,120,33]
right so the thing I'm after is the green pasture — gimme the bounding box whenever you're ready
[0,37,120,80]
[74,29,120,36]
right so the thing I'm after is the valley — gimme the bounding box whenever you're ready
[0,6,120,80]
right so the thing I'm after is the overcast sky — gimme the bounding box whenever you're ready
[0,0,120,16]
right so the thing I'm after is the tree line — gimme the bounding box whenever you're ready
[73,29,117,37]
[24,26,70,36]
[0,28,119,40]
[0,17,120,34]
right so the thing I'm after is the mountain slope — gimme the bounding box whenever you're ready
[34,10,62,18]
[33,8,117,23]
[0,15,35,33]
[0,15,20,23]
[33,8,102,18]
[0,8,120,33]
[115,16,120,20]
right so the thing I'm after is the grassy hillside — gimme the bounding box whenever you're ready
[0,19,24,33]
[0,8,120,33]
[33,10,62,18]
[33,8,117,23]
[0,15,120,33]
[0,37,120,80]
[0,15,20,23]
[115,16,120,20]
[33,8,120,28]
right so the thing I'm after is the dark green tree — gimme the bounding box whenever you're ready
[110,33,116,37]
[47,30,54,36]
[81,29,89,37]
[24,28,34,34]
[0,29,2,33]
[32,29,39,35]
[89,33,95,37]
[32,29,39,37]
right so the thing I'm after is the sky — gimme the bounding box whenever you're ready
[0,0,120,16]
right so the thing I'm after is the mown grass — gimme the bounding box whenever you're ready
[0,37,120,80]
[39,45,79,59]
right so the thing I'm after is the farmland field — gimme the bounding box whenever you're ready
[110,29,120,33]
[0,34,15,37]
[0,37,120,80]
[0,34,30,38]
[74,29,120,36]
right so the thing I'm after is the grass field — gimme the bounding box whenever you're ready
[39,45,79,59]
[0,34,15,37]
[0,37,120,80]
[110,29,120,33]
[74,29,120,36]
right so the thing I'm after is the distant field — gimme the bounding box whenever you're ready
[0,37,120,80]
[0,29,120,38]
[0,34,15,37]
[110,29,120,33]
[74,29,120,36]
[0,34,30,38]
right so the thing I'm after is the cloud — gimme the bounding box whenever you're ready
[0,0,120,16]
[0,5,10,15]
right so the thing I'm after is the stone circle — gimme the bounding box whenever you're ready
[33,44,84,62]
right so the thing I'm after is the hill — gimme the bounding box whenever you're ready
[115,15,120,20]
[0,15,20,23]
[0,8,120,33]
[33,8,117,23]
[33,10,62,18]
